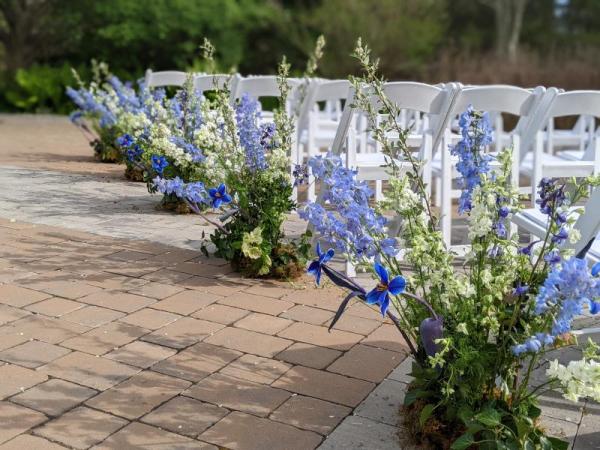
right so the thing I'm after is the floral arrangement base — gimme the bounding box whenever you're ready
[231,242,305,280]
[402,400,464,449]
[155,195,191,214]
[92,140,122,164]
[124,165,144,182]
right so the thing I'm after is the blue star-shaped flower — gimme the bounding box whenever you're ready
[365,262,405,316]
[307,243,334,285]
[151,155,169,175]
[208,183,232,208]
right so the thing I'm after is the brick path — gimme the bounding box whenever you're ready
[0,218,409,449]
[1,114,599,448]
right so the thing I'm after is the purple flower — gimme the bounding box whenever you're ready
[307,243,334,285]
[365,263,406,316]
[208,183,232,208]
[420,316,444,357]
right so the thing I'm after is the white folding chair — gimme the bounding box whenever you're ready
[512,186,600,265]
[546,114,595,155]
[431,85,547,244]
[296,79,352,201]
[521,90,600,205]
[144,70,189,88]
[313,82,457,274]
[193,74,238,94]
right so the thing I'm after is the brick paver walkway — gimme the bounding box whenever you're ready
[2,114,599,448]
[0,218,408,449]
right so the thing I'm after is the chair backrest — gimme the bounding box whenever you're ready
[232,75,300,100]
[144,70,188,88]
[441,85,547,156]
[331,81,457,157]
[531,89,600,161]
[193,74,235,93]
[297,79,351,133]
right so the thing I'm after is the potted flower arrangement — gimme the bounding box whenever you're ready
[300,41,600,449]
[66,61,151,166]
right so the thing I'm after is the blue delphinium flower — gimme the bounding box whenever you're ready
[365,262,406,316]
[451,106,494,214]
[170,136,205,163]
[236,94,268,172]
[307,243,335,285]
[292,164,309,186]
[299,153,387,259]
[514,257,600,356]
[151,155,169,174]
[208,184,232,208]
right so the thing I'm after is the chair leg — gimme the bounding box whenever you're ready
[375,180,383,201]
[434,176,441,206]
[345,259,356,278]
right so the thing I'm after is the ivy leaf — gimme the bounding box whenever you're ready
[475,408,502,427]
[450,432,475,450]
[419,404,435,426]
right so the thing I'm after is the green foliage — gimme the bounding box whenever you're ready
[1,64,76,113]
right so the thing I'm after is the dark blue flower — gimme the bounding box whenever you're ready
[307,243,334,285]
[151,155,169,175]
[117,134,134,148]
[126,144,143,162]
[591,301,600,315]
[544,250,561,265]
[551,227,569,245]
[513,282,529,296]
[208,183,232,208]
[365,262,406,316]
[498,205,510,218]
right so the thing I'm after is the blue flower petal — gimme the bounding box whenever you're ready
[365,288,380,305]
[379,293,390,316]
[592,262,600,277]
[387,276,406,295]
[321,248,334,264]
[373,262,388,284]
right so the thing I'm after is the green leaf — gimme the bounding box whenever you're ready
[457,405,474,425]
[450,432,475,450]
[528,405,542,419]
[523,439,535,450]
[419,404,435,426]
[546,436,569,450]
[475,408,502,427]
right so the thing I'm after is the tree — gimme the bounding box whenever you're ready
[480,0,528,61]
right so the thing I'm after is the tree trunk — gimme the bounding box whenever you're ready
[481,0,528,62]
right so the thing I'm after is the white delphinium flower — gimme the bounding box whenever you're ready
[547,358,600,402]
[468,186,494,239]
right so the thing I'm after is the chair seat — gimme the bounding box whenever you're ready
[520,151,595,178]
[556,149,585,161]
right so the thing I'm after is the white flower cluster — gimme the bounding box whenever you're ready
[547,358,600,402]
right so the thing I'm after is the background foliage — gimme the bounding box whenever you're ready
[1,0,599,113]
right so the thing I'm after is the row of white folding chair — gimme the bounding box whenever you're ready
[520,90,600,205]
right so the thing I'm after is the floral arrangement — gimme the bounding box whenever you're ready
[119,38,324,277]
[66,61,155,166]
[115,74,215,209]
[300,40,600,449]
[146,62,311,278]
